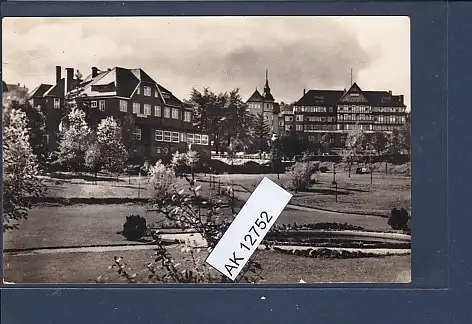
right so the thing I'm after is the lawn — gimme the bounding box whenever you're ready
[4,246,411,284]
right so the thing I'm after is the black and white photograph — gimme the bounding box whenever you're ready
[2,16,411,284]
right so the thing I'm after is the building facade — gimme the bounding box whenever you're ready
[28,66,210,163]
[246,70,280,135]
[280,83,408,147]
[3,83,29,107]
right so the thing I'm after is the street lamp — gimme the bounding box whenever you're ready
[270,133,280,180]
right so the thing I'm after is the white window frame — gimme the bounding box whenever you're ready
[136,86,140,95]
[184,111,191,122]
[171,132,179,143]
[144,104,152,116]
[133,102,140,114]
[53,98,61,109]
[155,105,161,117]
[99,100,106,111]
[187,133,194,144]
[201,135,209,145]
[119,100,128,112]
[91,100,97,108]
[43,134,50,144]
[144,86,151,97]
[133,128,141,141]
[171,108,179,119]
[154,88,159,97]
[296,124,303,131]
[194,134,201,145]
[164,107,171,118]
[296,115,303,122]
[155,130,163,141]
[163,131,171,142]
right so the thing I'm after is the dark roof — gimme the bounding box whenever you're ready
[157,84,183,107]
[246,89,265,102]
[44,79,65,97]
[263,91,274,101]
[28,84,53,99]
[295,83,406,107]
[295,90,344,106]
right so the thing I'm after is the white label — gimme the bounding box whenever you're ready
[205,177,292,281]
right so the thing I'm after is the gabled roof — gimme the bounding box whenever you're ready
[79,67,183,106]
[28,84,53,99]
[246,89,265,103]
[44,79,65,97]
[295,82,406,107]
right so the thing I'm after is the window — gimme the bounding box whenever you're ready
[194,134,201,145]
[144,104,152,116]
[54,98,61,109]
[180,133,187,142]
[202,135,209,145]
[144,86,151,96]
[163,131,171,142]
[329,107,334,113]
[164,107,171,118]
[184,111,191,122]
[136,85,140,95]
[187,133,194,144]
[133,128,141,141]
[133,102,140,114]
[119,100,128,112]
[172,132,179,143]
[43,134,50,144]
[285,116,293,122]
[295,125,303,131]
[171,108,179,119]
[155,106,161,117]
[91,101,97,108]
[154,88,159,97]
[155,130,163,141]
[99,100,105,111]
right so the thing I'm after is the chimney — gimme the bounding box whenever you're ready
[92,67,99,78]
[56,66,62,85]
[303,89,306,96]
[65,67,74,94]
[389,90,392,95]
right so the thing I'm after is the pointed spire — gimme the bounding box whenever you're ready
[265,68,269,88]
[350,68,353,86]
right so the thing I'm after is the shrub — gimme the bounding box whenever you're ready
[121,215,147,241]
[388,208,409,230]
[148,160,177,199]
[286,161,316,191]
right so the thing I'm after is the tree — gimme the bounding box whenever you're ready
[11,99,48,167]
[372,131,389,156]
[121,114,136,160]
[85,141,103,181]
[342,124,365,177]
[3,106,46,230]
[57,107,92,172]
[221,89,253,151]
[253,113,271,157]
[95,117,128,175]
[270,136,283,179]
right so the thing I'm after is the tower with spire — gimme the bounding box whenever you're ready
[245,68,280,135]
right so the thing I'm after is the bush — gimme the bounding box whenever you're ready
[388,208,409,230]
[148,160,177,199]
[286,161,316,191]
[121,215,148,241]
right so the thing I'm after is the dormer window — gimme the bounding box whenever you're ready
[144,86,151,97]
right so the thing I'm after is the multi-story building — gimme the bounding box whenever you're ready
[28,66,210,163]
[246,70,280,135]
[288,82,408,147]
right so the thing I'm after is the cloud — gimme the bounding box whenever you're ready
[2,17,409,107]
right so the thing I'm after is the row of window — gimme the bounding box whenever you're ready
[135,85,170,100]
[294,106,332,113]
[303,116,336,123]
[89,99,192,122]
[304,124,337,131]
[338,105,371,113]
[132,128,209,145]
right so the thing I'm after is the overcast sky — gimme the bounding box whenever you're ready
[2,17,410,108]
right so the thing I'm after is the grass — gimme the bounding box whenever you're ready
[4,246,411,284]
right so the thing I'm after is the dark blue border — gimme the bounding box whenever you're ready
[1,1,471,322]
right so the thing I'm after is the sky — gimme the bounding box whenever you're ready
[2,16,410,108]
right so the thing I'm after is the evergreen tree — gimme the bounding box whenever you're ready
[95,117,128,174]
[253,113,271,156]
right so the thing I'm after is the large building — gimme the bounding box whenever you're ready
[246,70,280,135]
[28,66,210,162]
[279,82,408,147]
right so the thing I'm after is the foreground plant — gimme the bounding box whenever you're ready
[3,107,46,231]
[102,163,263,283]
